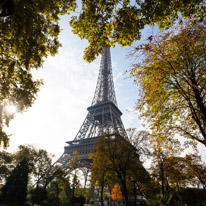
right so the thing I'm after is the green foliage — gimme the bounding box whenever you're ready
[181,188,206,206]
[0,0,77,148]
[149,137,185,196]
[147,193,173,206]
[0,158,29,205]
[130,21,206,146]
[83,188,93,202]
[0,145,77,205]
[47,181,62,206]
[0,151,14,183]
[46,178,72,206]
[30,186,48,205]
[184,154,206,190]
[148,134,206,205]
[70,195,85,206]
[70,0,205,61]
[28,170,72,206]
[15,145,65,189]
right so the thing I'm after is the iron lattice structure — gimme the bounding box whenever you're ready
[58,47,127,166]
[75,47,126,140]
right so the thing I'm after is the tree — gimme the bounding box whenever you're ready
[90,138,116,206]
[130,21,206,146]
[55,176,73,206]
[15,145,65,189]
[90,134,150,206]
[70,0,205,62]
[111,185,123,202]
[181,188,206,206]
[126,129,152,160]
[0,0,77,148]
[0,157,29,205]
[80,166,90,193]
[16,145,69,205]
[14,144,65,206]
[184,154,206,190]
[32,149,64,190]
[0,151,14,183]
[148,135,182,205]
[0,145,74,205]
[126,129,153,199]
[147,134,206,205]
[68,151,82,199]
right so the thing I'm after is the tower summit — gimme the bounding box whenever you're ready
[58,47,127,165]
[74,47,127,140]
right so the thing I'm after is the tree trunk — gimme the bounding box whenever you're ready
[121,181,129,206]
[134,182,137,206]
[160,160,165,196]
[100,176,105,206]
[72,172,77,198]
[100,186,104,206]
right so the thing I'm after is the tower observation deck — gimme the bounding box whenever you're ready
[58,47,127,166]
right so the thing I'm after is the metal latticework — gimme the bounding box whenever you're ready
[74,47,127,140]
[91,47,117,106]
[58,47,127,165]
[74,102,127,140]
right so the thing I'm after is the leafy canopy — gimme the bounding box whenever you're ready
[0,0,77,148]
[90,134,150,206]
[130,21,206,146]
[70,0,205,61]
[111,185,123,201]
[1,0,205,148]
[148,135,206,204]
[15,145,65,189]
[0,158,29,205]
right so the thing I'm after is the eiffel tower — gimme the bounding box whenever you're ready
[58,47,127,166]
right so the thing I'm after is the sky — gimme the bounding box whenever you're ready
[3,14,206,163]
[4,15,146,160]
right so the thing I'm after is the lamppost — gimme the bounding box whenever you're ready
[0,0,14,17]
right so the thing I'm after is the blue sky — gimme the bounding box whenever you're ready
[4,14,206,163]
[5,15,146,159]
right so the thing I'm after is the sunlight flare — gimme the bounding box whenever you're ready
[6,105,17,114]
